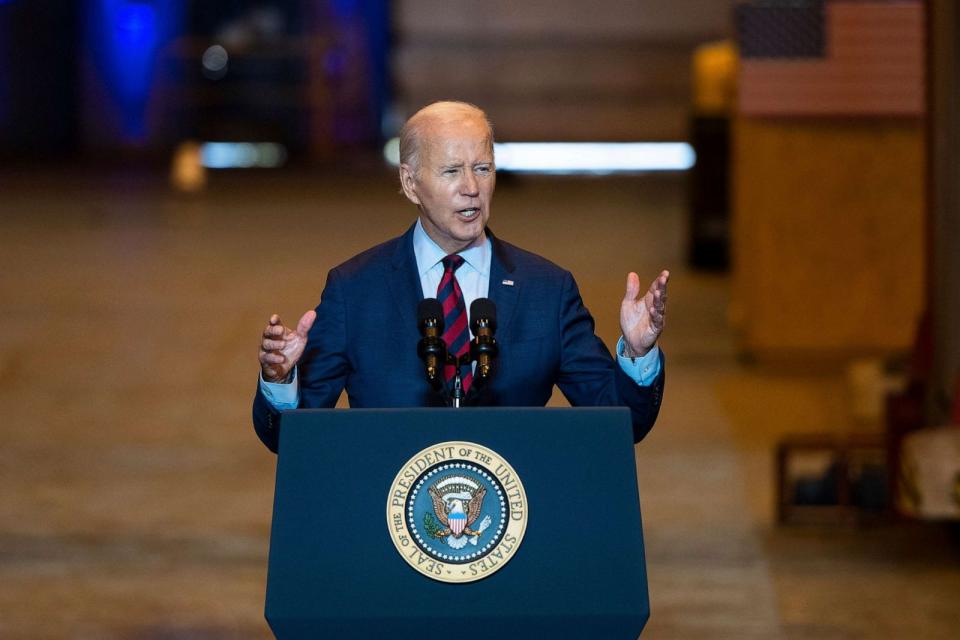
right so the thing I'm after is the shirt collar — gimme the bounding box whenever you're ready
[413,217,491,277]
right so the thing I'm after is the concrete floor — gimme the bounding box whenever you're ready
[1,167,958,638]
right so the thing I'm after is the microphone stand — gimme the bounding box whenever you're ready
[452,368,463,408]
[447,352,473,408]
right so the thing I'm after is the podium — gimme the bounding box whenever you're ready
[266,407,650,639]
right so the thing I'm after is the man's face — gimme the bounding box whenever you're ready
[400,116,495,255]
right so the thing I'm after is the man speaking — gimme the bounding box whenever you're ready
[253,101,669,453]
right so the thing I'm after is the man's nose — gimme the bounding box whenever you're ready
[460,170,479,196]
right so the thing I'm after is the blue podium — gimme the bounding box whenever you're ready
[266,407,650,638]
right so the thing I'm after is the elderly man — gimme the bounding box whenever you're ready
[253,101,669,453]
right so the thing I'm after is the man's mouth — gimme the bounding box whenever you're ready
[457,207,480,219]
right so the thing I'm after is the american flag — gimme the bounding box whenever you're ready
[737,0,924,116]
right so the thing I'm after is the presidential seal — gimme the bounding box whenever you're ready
[386,441,528,583]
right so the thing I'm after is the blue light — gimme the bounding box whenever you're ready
[331,0,361,19]
[112,2,158,135]
[200,142,288,169]
[86,1,182,142]
[117,2,156,42]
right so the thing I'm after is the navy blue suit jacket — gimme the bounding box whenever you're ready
[253,225,665,452]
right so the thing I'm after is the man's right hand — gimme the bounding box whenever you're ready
[259,311,317,383]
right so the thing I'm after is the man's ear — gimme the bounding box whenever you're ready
[399,164,420,205]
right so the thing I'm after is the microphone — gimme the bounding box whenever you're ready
[417,298,446,389]
[469,298,498,383]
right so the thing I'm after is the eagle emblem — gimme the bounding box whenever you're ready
[388,442,528,583]
[426,475,493,550]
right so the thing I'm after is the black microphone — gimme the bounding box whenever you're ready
[417,298,446,389]
[469,298,498,382]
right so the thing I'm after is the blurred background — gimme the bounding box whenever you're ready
[1,0,959,637]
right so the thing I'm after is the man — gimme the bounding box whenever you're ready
[254,101,668,453]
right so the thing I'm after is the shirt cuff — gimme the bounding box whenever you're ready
[616,338,661,387]
[259,367,300,410]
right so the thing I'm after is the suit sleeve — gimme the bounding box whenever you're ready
[251,268,352,453]
[554,270,665,442]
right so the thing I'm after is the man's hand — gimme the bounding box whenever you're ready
[620,270,669,358]
[259,311,317,383]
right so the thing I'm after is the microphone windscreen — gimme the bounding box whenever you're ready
[469,298,497,333]
[418,298,444,330]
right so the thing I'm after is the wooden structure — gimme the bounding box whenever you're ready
[731,1,926,360]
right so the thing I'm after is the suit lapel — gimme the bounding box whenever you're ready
[388,224,424,331]
[487,229,519,341]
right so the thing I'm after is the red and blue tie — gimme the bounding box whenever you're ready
[437,254,472,393]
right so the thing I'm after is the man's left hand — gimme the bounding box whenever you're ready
[620,270,670,358]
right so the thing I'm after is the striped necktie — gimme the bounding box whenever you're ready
[437,254,472,393]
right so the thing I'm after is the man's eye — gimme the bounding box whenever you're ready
[475,165,491,174]
[443,168,458,176]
